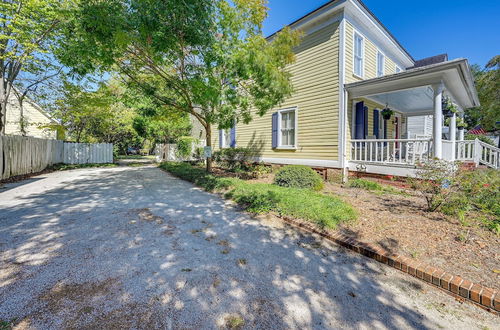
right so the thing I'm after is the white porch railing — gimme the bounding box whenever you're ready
[350,139,433,165]
[456,139,500,169]
[456,140,475,161]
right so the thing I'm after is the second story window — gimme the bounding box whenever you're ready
[395,65,402,73]
[377,51,385,77]
[354,33,364,77]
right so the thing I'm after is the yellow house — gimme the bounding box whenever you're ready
[4,90,58,139]
[211,0,493,175]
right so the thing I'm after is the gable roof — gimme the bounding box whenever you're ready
[408,54,448,69]
[266,0,415,63]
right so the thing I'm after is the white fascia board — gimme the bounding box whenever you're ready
[267,1,347,41]
[345,0,413,68]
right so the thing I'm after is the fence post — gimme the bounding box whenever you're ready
[473,139,481,166]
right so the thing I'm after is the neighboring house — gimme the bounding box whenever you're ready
[4,90,58,139]
[211,0,499,174]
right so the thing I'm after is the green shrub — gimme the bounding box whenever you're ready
[440,168,499,233]
[212,147,256,171]
[465,134,495,146]
[176,136,198,159]
[160,162,356,228]
[274,165,324,191]
[409,159,458,212]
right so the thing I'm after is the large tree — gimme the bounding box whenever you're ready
[466,56,500,132]
[0,0,71,134]
[57,0,300,171]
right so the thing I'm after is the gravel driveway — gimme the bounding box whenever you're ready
[0,165,497,329]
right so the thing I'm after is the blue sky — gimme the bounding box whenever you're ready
[262,0,500,67]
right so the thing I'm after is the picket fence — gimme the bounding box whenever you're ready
[0,135,113,180]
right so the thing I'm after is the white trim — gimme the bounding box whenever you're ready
[275,107,298,149]
[257,157,340,169]
[376,50,385,77]
[345,0,413,67]
[348,162,418,177]
[338,17,346,168]
[353,30,364,78]
[220,128,231,149]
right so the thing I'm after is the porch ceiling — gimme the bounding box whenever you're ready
[367,86,434,116]
[345,58,480,114]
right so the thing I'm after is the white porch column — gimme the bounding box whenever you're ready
[432,83,444,159]
[449,112,456,161]
[458,113,465,141]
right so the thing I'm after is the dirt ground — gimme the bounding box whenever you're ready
[2,166,498,329]
[238,170,500,290]
[324,181,500,290]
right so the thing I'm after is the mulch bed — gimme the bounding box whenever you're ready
[243,170,499,290]
[322,182,499,290]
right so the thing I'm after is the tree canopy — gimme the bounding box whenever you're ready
[57,0,300,170]
[0,0,72,133]
[466,55,500,132]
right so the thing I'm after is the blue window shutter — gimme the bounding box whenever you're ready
[363,106,369,138]
[354,102,365,139]
[271,112,278,148]
[230,125,236,148]
[373,110,379,138]
[219,129,223,148]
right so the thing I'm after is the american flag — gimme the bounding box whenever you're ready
[468,125,487,135]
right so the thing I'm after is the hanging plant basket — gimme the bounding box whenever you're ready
[457,126,465,130]
[442,97,458,118]
[381,108,393,120]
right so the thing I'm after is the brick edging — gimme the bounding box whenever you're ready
[280,216,500,314]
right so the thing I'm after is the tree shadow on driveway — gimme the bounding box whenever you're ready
[0,166,489,329]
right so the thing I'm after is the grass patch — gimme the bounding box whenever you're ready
[50,163,118,171]
[348,178,402,195]
[225,315,245,329]
[0,320,12,330]
[160,162,356,229]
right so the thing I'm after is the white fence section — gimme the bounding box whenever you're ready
[350,139,433,165]
[155,140,205,162]
[0,135,113,180]
[63,143,113,164]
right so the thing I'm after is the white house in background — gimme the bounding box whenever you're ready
[4,91,58,139]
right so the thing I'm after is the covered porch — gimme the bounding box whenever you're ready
[342,59,496,176]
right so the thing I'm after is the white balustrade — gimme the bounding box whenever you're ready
[351,139,433,165]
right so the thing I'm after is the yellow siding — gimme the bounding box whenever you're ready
[346,97,404,160]
[212,22,341,161]
[345,21,397,84]
[344,21,401,160]
[5,93,56,139]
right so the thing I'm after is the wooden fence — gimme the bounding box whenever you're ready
[63,142,113,165]
[0,135,113,180]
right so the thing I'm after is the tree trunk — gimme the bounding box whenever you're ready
[19,97,26,136]
[206,123,212,172]
[0,102,5,135]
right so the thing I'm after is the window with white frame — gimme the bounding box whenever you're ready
[377,51,385,77]
[221,129,231,148]
[353,33,364,77]
[395,65,402,73]
[279,109,296,147]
